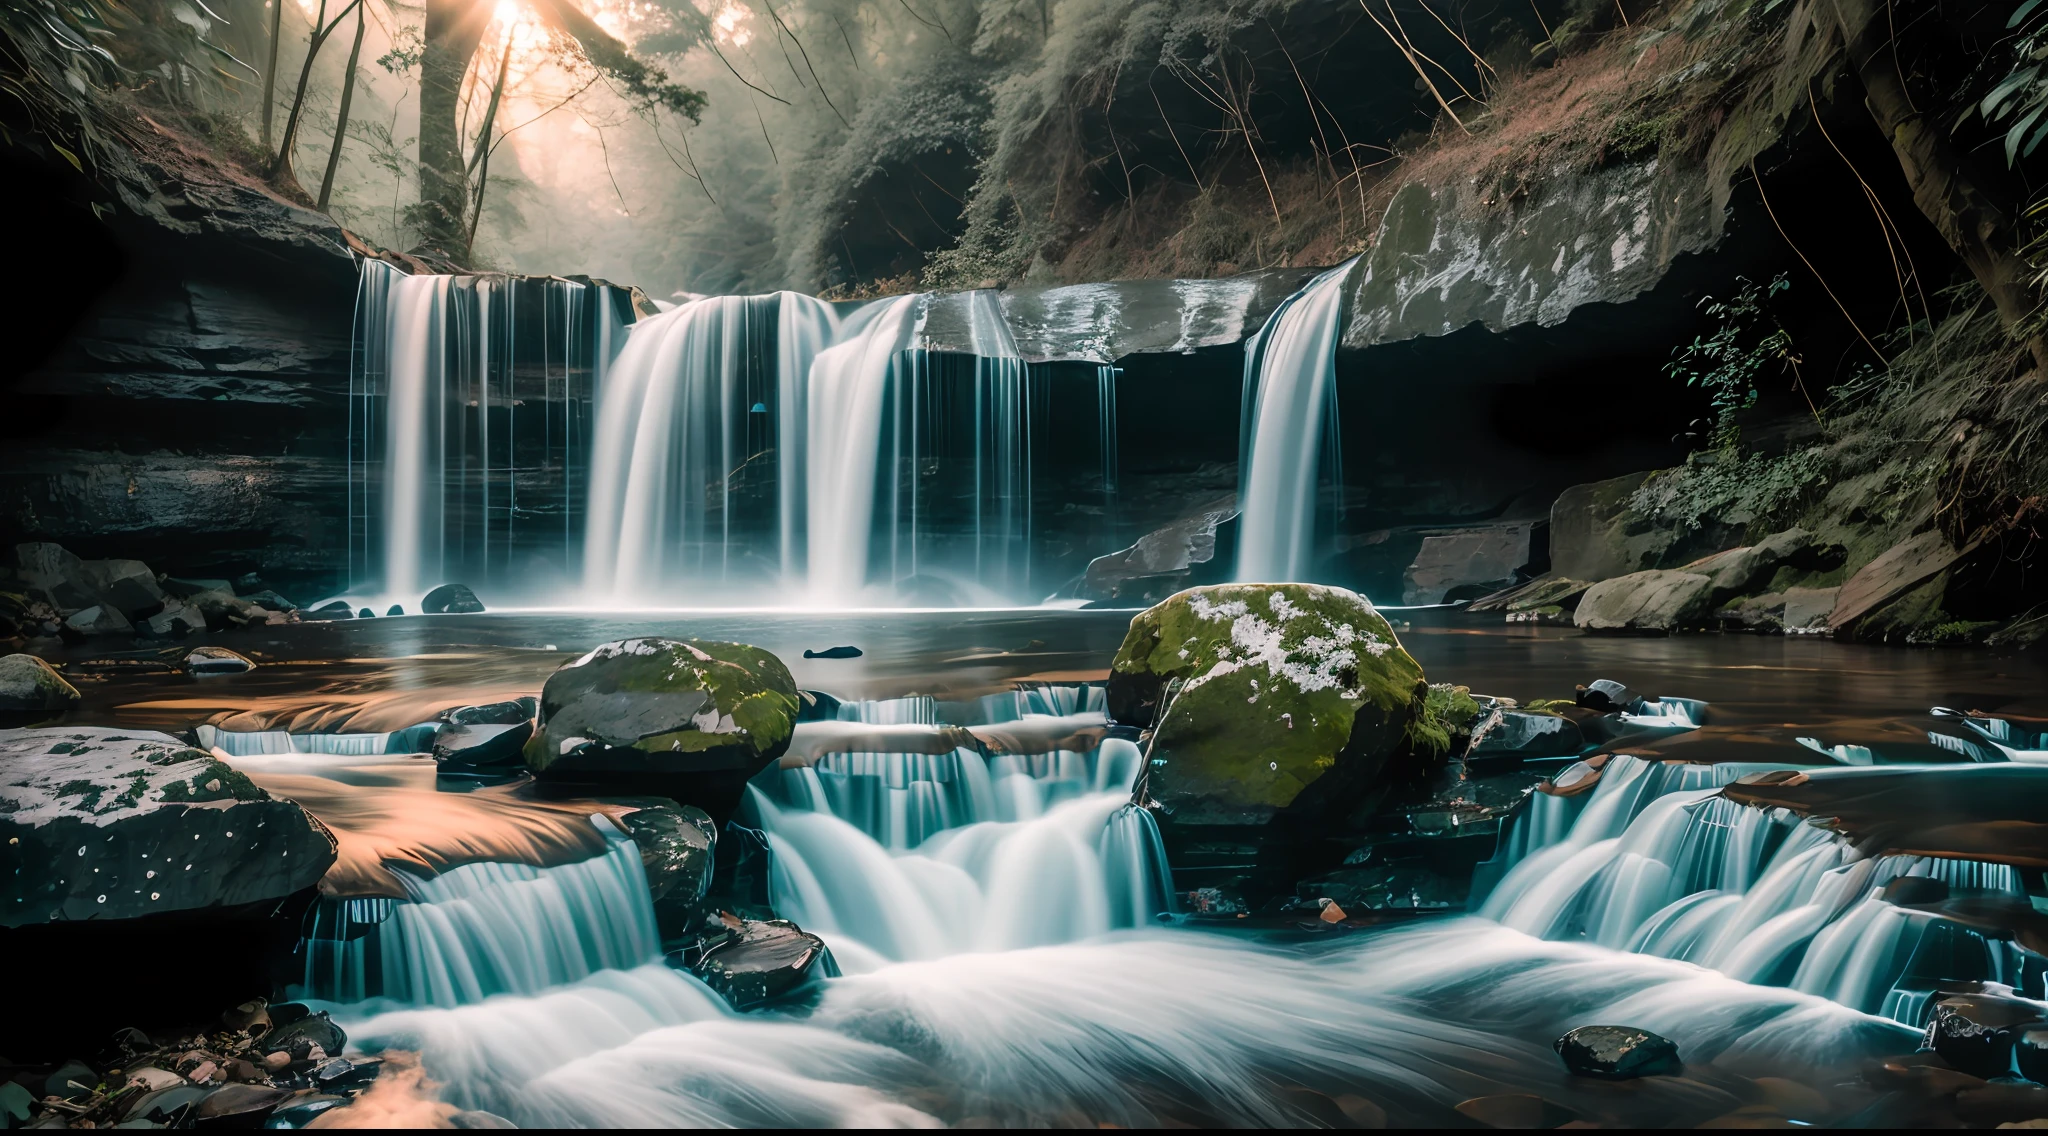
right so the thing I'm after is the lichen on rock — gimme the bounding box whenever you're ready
[1109,583,1429,826]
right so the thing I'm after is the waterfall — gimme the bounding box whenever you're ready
[582,292,838,600]
[300,822,660,1007]
[1480,755,2036,1021]
[351,261,622,604]
[1234,260,1356,583]
[804,294,924,602]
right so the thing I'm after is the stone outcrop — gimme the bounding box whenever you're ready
[525,638,801,820]
[0,653,81,712]
[918,271,1316,363]
[0,727,337,926]
[1076,499,1236,605]
[1111,584,1428,827]
[1575,529,1838,632]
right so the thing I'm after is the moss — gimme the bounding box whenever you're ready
[530,638,800,771]
[56,779,105,812]
[1411,683,1482,756]
[1113,584,1427,820]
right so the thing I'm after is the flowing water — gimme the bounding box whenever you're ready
[1235,260,1355,583]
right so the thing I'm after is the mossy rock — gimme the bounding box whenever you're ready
[0,654,80,713]
[1110,584,1430,826]
[526,639,799,818]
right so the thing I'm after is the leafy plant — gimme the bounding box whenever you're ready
[1628,446,1830,531]
[1978,0,2048,165]
[1665,273,1798,450]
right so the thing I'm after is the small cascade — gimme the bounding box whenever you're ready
[805,295,925,602]
[1096,363,1120,502]
[351,261,624,603]
[1234,260,1356,583]
[582,292,837,600]
[1480,755,2039,1020]
[962,289,1034,595]
[197,723,438,756]
[300,822,659,1007]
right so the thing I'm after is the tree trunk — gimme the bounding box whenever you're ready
[260,0,281,152]
[1822,0,2047,371]
[418,0,494,254]
[317,6,367,213]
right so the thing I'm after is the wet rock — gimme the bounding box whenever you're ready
[305,600,354,621]
[267,1096,346,1127]
[15,543,99,611]
[432,718,533,771]
[122,1083,212,1126]
[449,1110,519,1128]
[1926,993,2048,1079]
[186,590,268,631]
[79,559,166,619]
[0,1082,28,1127]
[1467,708,1585,759]
[386,604,405,617]
[1555,1024,1682,1079]
[184,646,254,675]
[421,583,485,614]
[689,916,833,1009]
[1400,522,1538,605]
[1454,1094,1581,1127]
[1882,876,1950,906]
[0,654,80,711]
[1076,499,1237,605]
[357,607,375,619]
[144,600,207,638]
[1574,569,1715,633]
[0,727,337,926]
[260,1010,347,1062]
[190,1082,289,1126]
[64,604,133,636]
[524,639,800,814]
[239,589,297,613]
[446,698,539,726]
[802,646,862,659]
[2020,1026,2048,1085]
[1576,679,1635,712]
[797,690,843,721]
[1109,584,1428,827]
[622,802,718,931]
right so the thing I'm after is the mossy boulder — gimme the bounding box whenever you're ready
[0,727,336,926]
[525,638,800,820]
[0,654,80,712]
[1110,584,1430,826]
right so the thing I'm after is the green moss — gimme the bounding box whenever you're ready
[56,779,105,812]
[1411,683,1481,756]
[530,638,801,771]
[1115,584,1427,820]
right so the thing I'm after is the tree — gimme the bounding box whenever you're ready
[413,0,708,256]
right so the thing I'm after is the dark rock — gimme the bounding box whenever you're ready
[2019,1026,2048,1085]
[314,1057,380,1090]
[239,590,297,613]
[1555,1025,1682,1079]
[63,604,132,636]
[433,718,533,771]
[1882,876,1951,906]
[622,802,718,932]
[449,1110,519,1129]
[79,559,166,619]
[231,573,267,594]
[184,646,255,675]
[14,544,98,611]
[190,1082,290,1127]
[1575,679,1635,712]
[445,698,539,726]
[524,639,800,818]
[260,1011,346,1061]
[357,607,374,619]
[266,1097,346,1127]
[1467,708,1585,759]
[802,646,862,659]
[1076,499,1237,605]
[687,916,833,1009]
[122,1083,213,1126]
[1926,994,2048,1079]
[144,600,207,638]
[1399,522,1538,605]
[161,577,235,600]
[0,727,337,926]
[45,1059,99,1099]
[386,605,405,617]
[1111,584,1428,828]
[0,654,80,711]
[421,583,485,614]
[797,690,843,722]
[187,590,268,631]
[305,600,354,621]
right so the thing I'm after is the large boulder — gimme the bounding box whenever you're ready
[0,727,337,926]
[0,654,81,712]
[186,589,270,631]
[524,638,800,818]
[421,583,485,614]
[64,603,134,636]
[78,560,165,619]
[1076,499,1237,605]
[1574,570,1715,632]
[15,543,99,611]
[1109,584,1429,827]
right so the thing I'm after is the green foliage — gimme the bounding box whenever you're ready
[1665,273,1797,450]
[1628,446,1829,531]
[1411,682,1480,756]
[1975,0,2048,165]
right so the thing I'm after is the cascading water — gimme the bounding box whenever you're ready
[350,261,623,604]
[804,295,924,602]
[582,292,838,600]
[1479,755,2040,1022]
[1235,259,1356,583]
